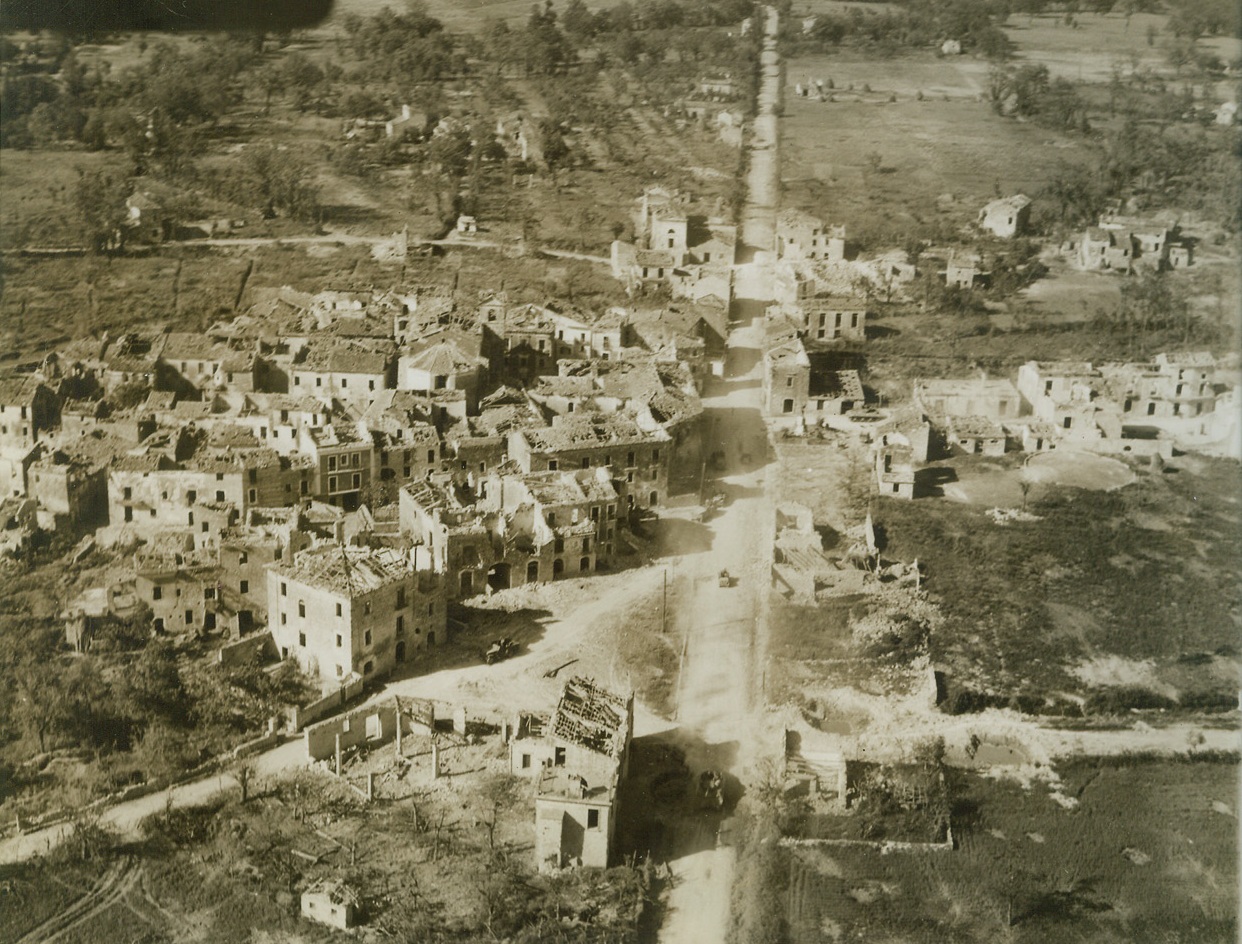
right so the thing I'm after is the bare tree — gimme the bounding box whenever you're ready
[1019,475,1033,513]
[431,810,450,862]
[235,763,255,803]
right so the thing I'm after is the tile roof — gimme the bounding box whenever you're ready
[0,375,44,404]
[519,412,667,452]
[272,545,414,596]
[400,340,487,375]
[161,333,229,362]
[549,676,630,760]
[300,341,391,375]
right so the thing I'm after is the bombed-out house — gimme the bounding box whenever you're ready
[510,677,633,871]
[977,194,1031,239]
[267,544,445,687]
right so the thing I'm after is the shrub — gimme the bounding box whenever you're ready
[1083,686,1177,715]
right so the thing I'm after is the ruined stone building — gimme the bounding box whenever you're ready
[977,194,1031,239]
[266,544,445,686]
[508,677,633,871]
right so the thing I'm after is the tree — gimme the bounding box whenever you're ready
[540,120,570,171]
[60,809,117,864]
[123,637,190,726]
[562,0,593,39]
[470,852,532,937]
[12,659,69,753]
[75,170,131,253]
[426,128,472,178]
[241,145,320,220]
[255,65,285,115]
[134,720,194,781]
[1040,162,1104,226]
[147,110,196,176]
[280,53,325,112]
[234,763,255,802]
[524,2,572,75]
[342,89,383,119]
[80,109,108,150]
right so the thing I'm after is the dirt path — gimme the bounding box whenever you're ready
[14,856,138,944]
[365,564,669,715]
[659,302,775,944]
[739,6,783,258]
[164,231,609,265]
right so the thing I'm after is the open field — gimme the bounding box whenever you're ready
[784,756,1239,944]
[1002,11,1176,82]
[785,51,990,101]
[779,82,1092,245]
[877,454,1242,714]
[0,150,130,250]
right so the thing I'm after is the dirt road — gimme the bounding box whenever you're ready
[13,857,139,944]
[165,231,609,265]
[659,302,776,944]
[739,5,783,258]
[658,10,781,942]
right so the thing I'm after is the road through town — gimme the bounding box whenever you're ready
[658,9,783,938]
[657,303,776,944]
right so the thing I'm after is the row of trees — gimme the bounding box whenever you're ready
[339,3,461,85]
[989,62,1091,131]
[72,138,323,254]
[477,0,756,77]
[1040,119,1241,230]
[790,0,1014,59]
[2,35,261,152]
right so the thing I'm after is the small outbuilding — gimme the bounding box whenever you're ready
[301,880,360,930]
[978,194,1031,239]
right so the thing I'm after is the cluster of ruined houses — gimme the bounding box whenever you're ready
[868,351,1237,499]
[760,208,877,423]
[947,197,1194,288]
[611,187,740,302]
[343,104,547,166]
[298,673,633,928]
[675,74,747,147]
[0,281,726,687]
[757,201,1235,500]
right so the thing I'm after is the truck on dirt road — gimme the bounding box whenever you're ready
[483,637,519,664]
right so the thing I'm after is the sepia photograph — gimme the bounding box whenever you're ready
[0,0,1238,941]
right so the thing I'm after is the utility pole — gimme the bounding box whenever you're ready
[661,569,668,634]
